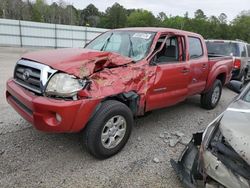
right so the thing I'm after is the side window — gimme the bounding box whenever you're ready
[154,35,186,63]
[188,37,203,59]
[247,45,250,57]
[238,43,247,57]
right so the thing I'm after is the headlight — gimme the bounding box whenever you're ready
[45,73,85,98]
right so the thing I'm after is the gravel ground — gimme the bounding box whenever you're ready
[0,47,237,188]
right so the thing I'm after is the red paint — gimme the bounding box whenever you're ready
[6,28,233,133]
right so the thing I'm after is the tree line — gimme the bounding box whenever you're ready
[1,0,250,42]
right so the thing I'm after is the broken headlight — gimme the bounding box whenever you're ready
[45,73,85,98]
[202,114,223,147]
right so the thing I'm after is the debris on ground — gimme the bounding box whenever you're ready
[197,117,204,125]
[0,149,5,155]
[137,136,142,142]
[159,130,191,147]
[153,157,160,163]
[169,137,181,147]
[172,131,185,137]
[180,137,190,145]
[159,133,165,138]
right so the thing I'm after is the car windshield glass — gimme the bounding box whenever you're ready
[206,42,239,56]
[85,31,155,61]
[243,87,250,103]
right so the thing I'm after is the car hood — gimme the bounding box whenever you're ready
[22,48,134,78]
[220,99,250,165]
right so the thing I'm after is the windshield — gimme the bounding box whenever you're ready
[206,41,239,56]
[85,31,155,61]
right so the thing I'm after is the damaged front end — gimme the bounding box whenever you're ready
[170,132,203,188]
[171,113,250,188]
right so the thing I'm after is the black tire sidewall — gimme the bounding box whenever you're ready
[84,100,133,159]
[201,79,222,109]
[208,79,222,108]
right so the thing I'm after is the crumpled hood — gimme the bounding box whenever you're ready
[220,100,250,165]
[22,48,134,78]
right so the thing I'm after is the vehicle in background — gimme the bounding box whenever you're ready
[171,80,250,188]
[206,39,250,83]
[6,28,233,159]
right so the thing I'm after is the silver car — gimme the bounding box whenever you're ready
[171,81,250,188]
[206,40,250,83]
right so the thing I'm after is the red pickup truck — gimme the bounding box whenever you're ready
[6,28,233,158]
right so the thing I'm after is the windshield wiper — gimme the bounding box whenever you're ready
[128,34,135,58]
[100,32,113,51]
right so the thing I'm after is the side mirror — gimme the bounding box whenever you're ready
[227,80,243,94]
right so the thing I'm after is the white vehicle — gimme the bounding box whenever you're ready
[206,39,250,83]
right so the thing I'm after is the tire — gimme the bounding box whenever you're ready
[200,79,222,110]
[83,100,133,159]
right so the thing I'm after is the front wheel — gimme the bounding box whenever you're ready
[83,100,133,159]
[200,79,222,110]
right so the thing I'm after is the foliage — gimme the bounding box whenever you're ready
[0,1,250,42]
[127,9,157,27]
[102,3,127,28]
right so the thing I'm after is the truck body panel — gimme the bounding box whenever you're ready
[6,28,233,133]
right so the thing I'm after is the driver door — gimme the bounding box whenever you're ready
[146,35,190,111]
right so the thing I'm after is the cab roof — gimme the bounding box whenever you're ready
[112,27,202,38]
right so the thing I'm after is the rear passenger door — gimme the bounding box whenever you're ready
[187,36,209,95]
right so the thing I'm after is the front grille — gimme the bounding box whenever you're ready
[14,59,57,94]
[14,64,41,93]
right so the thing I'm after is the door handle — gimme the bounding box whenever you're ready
[181,68,190,73]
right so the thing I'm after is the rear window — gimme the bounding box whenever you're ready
[188,37,203,59]
[206,41,239,56]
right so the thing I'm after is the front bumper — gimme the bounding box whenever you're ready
[6,79,100,133]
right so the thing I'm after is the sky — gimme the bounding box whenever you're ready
[50,0,249,21]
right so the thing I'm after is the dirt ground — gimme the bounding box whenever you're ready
[0,47,236,188]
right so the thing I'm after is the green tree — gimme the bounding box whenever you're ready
[80,4,100,26]
[231,12,250,42]
[157,12,167,22]
[162,16,186,29]
[103,3,127,28]
[218,13,227,24]
[31,0,46,22]
[194,9,207,20]
[127,9,157,27]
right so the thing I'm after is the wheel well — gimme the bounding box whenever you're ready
[103,91,139,116]
[216,73,226,85]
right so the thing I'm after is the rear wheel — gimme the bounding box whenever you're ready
[200,79,222,110]
[83,100,133,159]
